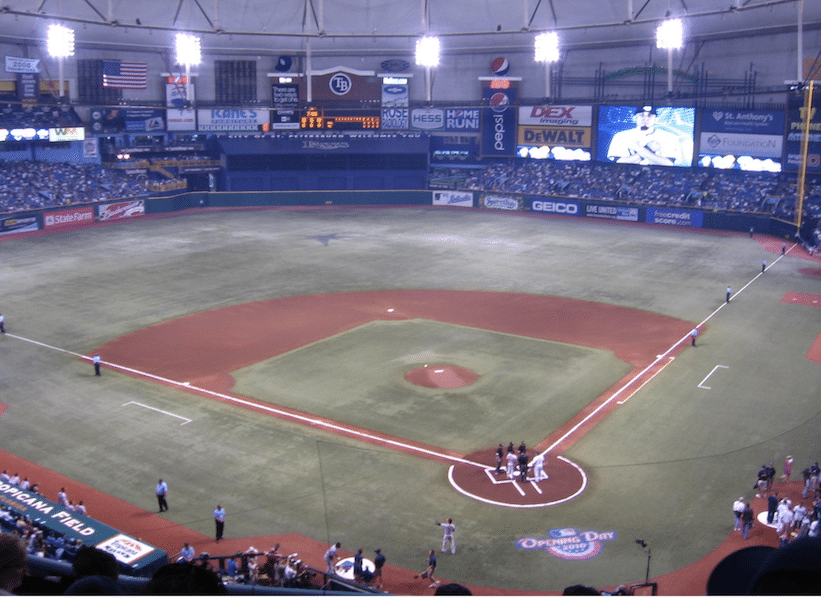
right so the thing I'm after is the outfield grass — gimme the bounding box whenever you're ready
[0,207,819,592]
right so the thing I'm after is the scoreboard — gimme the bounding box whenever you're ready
[300,107,381,130]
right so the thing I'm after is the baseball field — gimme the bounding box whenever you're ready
[1,205,819,594]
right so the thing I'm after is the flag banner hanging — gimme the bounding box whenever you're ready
[102,60,147,89]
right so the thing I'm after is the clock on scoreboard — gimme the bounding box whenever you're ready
[300,107,381,130]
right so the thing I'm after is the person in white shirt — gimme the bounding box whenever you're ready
[8,474,19,486]
[505,450,517,480]
[436,518,456,554]
[532,453,548,482]
[732,497,746,531]
[324,542,341,576]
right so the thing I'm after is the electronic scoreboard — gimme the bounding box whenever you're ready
[300,107,381,130]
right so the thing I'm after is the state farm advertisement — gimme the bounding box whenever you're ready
[43,208,94,229]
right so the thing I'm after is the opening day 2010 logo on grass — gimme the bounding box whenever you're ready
[517,528,617,560]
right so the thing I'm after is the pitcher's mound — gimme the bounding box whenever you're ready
[405,364,478,388]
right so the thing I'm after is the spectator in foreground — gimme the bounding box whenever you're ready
[0,532,27,595]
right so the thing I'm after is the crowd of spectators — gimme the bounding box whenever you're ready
[0,102,83,130]
[0,161,148,213]
[0,470,88,568]
[461,160,821,246]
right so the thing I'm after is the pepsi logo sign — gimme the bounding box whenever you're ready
[491,56,510,76]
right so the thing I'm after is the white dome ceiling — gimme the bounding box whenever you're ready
[0,0,818,59]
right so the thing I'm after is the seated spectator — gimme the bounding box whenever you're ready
[142,563,228,595]
[0,532,27,595]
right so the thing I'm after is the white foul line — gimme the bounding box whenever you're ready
[4,332,488,470]
[616,356,675,405]
[697,365,729,390]
[123,401,192,425]
[544,248,789,454]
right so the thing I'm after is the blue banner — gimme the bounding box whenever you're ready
[645,207,703,228]
[701,109,785,135]
[481,85,517,157]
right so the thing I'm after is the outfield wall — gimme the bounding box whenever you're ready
[0,189,800,241]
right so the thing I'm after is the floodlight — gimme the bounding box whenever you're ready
[656,18,683,50]
[415,36,440,68]
[47,24,75,58]
[535,32,559,63]
[175,32,201,66]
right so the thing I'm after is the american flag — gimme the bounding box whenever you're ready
[102,60,147,89]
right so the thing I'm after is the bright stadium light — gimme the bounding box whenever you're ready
[175,32,201,66]
[415,36,440,68]
[535,31,560,98]
[46,23,75,58]
[656,18,683,50]
[47,24,74,102]
[657,18,683,94]
[175,32,201,107]
[534,32,559,63]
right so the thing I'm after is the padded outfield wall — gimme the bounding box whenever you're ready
[0,189,799,241]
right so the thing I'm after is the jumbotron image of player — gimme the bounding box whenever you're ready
[606,106,683,166]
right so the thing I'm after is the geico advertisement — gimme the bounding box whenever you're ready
[530,199,582,216]
[518,126,591,147]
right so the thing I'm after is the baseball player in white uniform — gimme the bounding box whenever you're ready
[532,453,548,482]
[436,518,456,554]
[505,450,517,479]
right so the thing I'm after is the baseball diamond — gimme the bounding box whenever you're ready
[0,206,820,594]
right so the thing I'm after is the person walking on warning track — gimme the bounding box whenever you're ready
[415,549,439,588]
[726,286,732,303]
[92,354,101,376]
[437,518,456,554]
[155,479,168,512]
[691,327,699,346]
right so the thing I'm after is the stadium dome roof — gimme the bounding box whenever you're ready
[0,0,818,60]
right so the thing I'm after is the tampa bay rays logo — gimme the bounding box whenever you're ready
[517,527,617,561]
[329,73,352,96]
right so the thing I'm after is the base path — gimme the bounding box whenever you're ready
[96,290,694,509]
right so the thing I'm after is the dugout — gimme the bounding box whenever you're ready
[0,482,167,577]
[217,132,430,192]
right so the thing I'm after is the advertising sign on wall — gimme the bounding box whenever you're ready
[166,77,196,131]
[381,80,408,130]
[198,109,270,132]
[480,80,518,157]
[699,109,785,163]
[271,82,300,130]
[43,207,94,229]
[784,90,821,173]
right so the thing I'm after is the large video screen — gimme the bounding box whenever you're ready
[597,105,694,167]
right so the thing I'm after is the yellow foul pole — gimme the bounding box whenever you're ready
[796,81,814,234]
